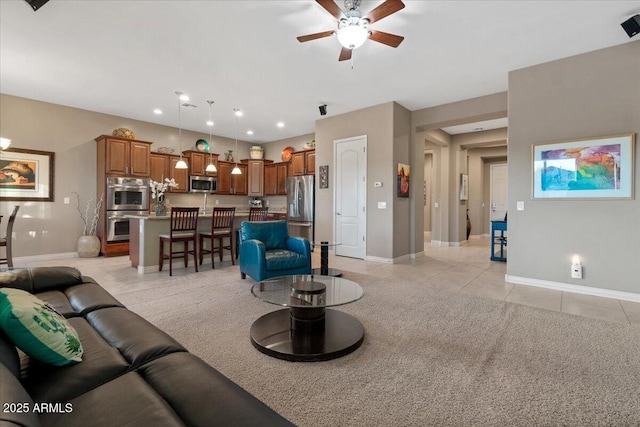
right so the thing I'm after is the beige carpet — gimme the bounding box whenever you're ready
[113,267,640,426]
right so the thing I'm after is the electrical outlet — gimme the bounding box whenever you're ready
[571,256,582,279]
[571,265,582,279]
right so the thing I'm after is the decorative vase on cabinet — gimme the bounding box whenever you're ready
[250,146,264,159]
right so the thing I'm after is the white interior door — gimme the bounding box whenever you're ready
[490,163,508,222]
[335,136,366,259]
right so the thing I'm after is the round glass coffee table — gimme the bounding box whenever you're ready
[250,275,364,362]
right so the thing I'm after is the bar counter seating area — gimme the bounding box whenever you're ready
[128,207,285,274]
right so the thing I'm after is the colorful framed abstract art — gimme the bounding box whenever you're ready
[532,133,635,200]
[0,148,55,202]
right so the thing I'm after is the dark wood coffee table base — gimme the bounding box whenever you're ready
[250,309,364,362]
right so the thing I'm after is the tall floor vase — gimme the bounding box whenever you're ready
[77,235,100,258]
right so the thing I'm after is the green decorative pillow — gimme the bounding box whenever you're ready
[0,288,83,366]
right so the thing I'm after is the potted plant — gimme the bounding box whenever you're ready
[150,178,178,216]
[73,192,104,257]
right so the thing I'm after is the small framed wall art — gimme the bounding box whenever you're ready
[319,165,329,189]
[532,133,635,200]
[459,173,469,201]
[397,163,410,198]
[0,148,55,202]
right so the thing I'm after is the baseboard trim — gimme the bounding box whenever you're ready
[364,255,392,264]
[506,275,640,303]
[410,251,425,260]
[14,252,78,262]
[430,240,467,247]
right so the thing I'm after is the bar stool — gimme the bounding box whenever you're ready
[159,207,199,276]
[236,207,269,258]
[0,205,20,267]
[199,207,235,269]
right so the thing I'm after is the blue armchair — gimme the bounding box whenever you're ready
[239,220,312,282]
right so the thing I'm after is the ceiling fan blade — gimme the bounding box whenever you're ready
[338,47,352,62]
[369,30,404,48]
[316,0,344,20]
[365,0,405,24]
[297,30,335,43]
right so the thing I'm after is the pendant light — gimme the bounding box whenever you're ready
[231,109,242,175]
[174,91,188,169]
[205,100,217,173]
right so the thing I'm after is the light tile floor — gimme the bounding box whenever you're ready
[15,236,640,326]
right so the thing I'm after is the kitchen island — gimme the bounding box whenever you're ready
[127,210,286,273]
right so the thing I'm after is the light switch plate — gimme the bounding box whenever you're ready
[378,202,387,209]
[517,201,525,211]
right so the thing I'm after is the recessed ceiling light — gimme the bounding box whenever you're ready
[179,94,189,101]
[206,120,214,126]
[246,130,254,135]
[277,122,285,128]
[153,109,162,115]
[234,110,243,117]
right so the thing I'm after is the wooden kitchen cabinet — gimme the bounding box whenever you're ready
[247,159,273,197]
[150,152,169,183]
[290,149,315,176]
[182,150,219,177]
[96,135,151,177]
[217,161,247,195]
[150,152,187,192]
[169,155,189,192]
[265,162,289,195]
[231,163,247,195]
[184,150,206,176]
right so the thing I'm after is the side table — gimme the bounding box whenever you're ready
[490,220,507,262]
[311,241,342,277]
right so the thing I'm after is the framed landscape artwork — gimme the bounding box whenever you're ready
[532,133,635,200]
[0,148,55,202]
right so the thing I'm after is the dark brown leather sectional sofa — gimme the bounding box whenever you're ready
[0,267,294,427]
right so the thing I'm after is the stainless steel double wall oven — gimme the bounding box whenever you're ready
[105,177,149,242]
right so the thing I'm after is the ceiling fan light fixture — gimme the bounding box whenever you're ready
[337,24,369,49]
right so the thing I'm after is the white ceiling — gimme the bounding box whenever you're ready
[1,1,638,143]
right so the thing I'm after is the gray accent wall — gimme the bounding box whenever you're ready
[315,101,413,261]
[507,40,640,293]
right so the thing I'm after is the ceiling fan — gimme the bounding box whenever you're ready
[297,0,405,61]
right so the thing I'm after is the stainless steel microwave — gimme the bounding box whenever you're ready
[190,176,217,193]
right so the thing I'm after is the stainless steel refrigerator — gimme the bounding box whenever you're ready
[286,175,314,242]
